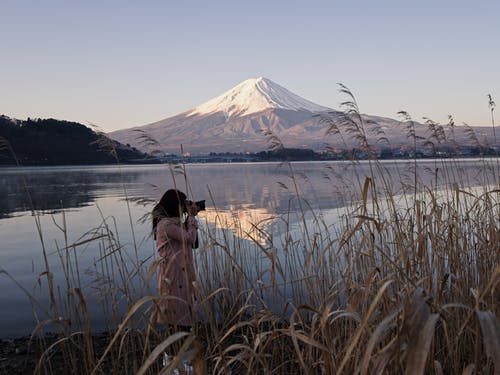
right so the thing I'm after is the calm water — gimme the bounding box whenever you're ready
[0,160,494,337]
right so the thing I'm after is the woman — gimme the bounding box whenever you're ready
[152,188,200,328]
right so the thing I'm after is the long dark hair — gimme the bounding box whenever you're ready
[152,189,187,237]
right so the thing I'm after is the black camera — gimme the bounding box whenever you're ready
[184,199,206,212]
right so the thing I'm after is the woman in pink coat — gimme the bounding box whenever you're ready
[152,189,200,329]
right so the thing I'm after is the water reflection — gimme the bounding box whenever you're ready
[2,160,490,219]
[203,205,277,244]
[0,166,142,218]
[0,160,496,337]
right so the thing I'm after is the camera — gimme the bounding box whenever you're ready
[184,199,206,212]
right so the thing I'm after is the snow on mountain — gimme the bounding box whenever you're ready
[111,77,454,155]
[109,77,337,154]
[189,77,330,118]
[13,75,489,157]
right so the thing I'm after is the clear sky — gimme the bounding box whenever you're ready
[1,0,498,132]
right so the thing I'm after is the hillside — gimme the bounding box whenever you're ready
[0,116,151,165]
[109,77,335,155]
[109,77,497,156]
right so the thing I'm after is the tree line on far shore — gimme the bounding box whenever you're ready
[0,116,150,165]
[1,115,497,166]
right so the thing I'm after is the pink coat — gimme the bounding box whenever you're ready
[156,216,198,327]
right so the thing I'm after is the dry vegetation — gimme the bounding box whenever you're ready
[1,87,499,374]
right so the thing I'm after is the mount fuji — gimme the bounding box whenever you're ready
[189,77,330,117]
[109,77,348,155]
[108,77,487,156]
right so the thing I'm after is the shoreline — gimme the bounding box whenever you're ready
[0,332,111,374]
[0,330,162,374]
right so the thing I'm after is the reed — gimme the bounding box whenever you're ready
[2,91,499,374]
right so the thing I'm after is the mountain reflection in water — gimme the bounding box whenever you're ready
[0,160,494,337]
[0,166,141,218]
[203,205,277,245]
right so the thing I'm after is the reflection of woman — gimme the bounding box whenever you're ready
[152,189,200,328]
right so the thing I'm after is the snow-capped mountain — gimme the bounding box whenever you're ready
[189,77,330,118]
[109,77,337,154]
[108,77,491,156]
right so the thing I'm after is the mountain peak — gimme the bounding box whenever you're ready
[189,77,330,118]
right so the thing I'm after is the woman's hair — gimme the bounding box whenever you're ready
[158,189,187,217]
[152,189,187,236]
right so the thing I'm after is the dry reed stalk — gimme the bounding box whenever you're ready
[3,94,500,374]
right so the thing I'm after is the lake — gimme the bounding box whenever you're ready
[0,159,495,337]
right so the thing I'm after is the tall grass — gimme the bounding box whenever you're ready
[1,91,500,374]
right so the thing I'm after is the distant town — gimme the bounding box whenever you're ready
[153,145,500,164]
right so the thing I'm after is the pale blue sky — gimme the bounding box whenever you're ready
[1,1,498,131]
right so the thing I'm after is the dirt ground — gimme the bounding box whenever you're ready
[0,335,38,374]
[0,330,206,374]
[0,334,62,374]
[0,332,117,375]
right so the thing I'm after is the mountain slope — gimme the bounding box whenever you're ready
[0,116,150,165]
[109,77,497,155]
[190,77,330,117]
[109,77,335,154]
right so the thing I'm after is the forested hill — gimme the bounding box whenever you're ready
[0,115,152,165]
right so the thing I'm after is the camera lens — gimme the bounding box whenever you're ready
[195,200,206,211]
